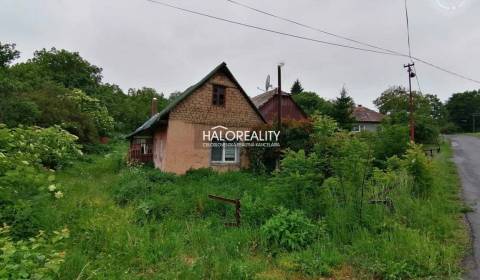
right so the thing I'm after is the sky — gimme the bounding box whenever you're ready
[1,0,479,108]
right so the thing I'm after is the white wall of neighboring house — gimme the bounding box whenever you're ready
[352,122,380,132]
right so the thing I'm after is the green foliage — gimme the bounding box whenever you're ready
[0,42,20,68]
[290,79,304,94]
[402,144,434,198]
[446,89,480,132]
[65,89,114,136]
[122,87,169,132]
[331,86,355,130]
[374,86,446,143]
[246,121,314,174]
[279,119,314,153]
[29,47,102,94]
[261,209,320,252]
[270,150,323,212]
[292,91,332,116]
[0,125,76,239]
[32,140,466,279]
[0,225,69,279]
[0,43,169,143]
[373,124,409,166]
[0,125,82,169]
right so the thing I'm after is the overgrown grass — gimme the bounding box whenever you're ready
[48,141,468,279]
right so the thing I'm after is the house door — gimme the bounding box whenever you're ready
[154,136,165,170]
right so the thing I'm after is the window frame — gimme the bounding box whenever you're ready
[210,141,239,164]
[212,84,226,106]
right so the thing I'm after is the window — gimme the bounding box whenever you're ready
[211,141,238,163]
[134,138,152,155]
[352,125,361,133]
[212,85,225,106]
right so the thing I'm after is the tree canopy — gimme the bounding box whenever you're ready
[374,86,447,143]
[292,91,332,116]
[331,86,355,130]
[446,90,480,132]
[0,41,169,143]
[290,79,304,94]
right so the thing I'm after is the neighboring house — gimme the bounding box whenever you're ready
[351,105,384,132]
[126,62,266,174]
[251,89,308,123]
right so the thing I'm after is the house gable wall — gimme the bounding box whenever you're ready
[259,95,308,123]
[158,71,263,174]
[169,72,263,127]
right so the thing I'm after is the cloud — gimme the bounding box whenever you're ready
[1,0,479,108]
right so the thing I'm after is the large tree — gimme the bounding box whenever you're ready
[446,90,480,132]
[290,79,304,94]
[0,42,20,68]
[28,48,103,94]
[331,86,355,130]
[374,86,446,143]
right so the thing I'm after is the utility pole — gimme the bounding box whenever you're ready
[404,63,416,143]
[275,63,284,171]
[277,63,284,131]
[473,113,480,133]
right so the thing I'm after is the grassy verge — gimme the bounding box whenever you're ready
[49,141,469,279]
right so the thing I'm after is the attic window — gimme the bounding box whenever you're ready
[212,85,225,106]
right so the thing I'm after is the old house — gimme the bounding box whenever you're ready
[351,105,384,132]
[126,62,266,174]
[251,89,308,123]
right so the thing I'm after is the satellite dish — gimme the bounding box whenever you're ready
[265,75,272,92]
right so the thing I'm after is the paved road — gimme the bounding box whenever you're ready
[449,135,480,279]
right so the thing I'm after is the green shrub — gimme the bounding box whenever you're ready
[145,168,177,184]
[270,149,324,214]
[261,208,319,252]
[113,167,153,205]
[402,144,434,197]
[0,224,69,279]
[0,125,82,169]
[373,124,409,166]
[185,167,216,178]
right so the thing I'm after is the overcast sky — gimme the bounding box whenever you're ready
[1,0,479,108]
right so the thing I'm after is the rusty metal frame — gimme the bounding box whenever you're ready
[208,194,241,227]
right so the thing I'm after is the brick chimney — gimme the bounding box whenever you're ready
[151,97,158,116]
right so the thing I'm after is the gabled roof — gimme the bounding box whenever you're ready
[127,62,266,139]
[251,88,308,118]
[251,88,290,109]
[352,105,384,123]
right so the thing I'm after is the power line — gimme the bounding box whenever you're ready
[146,0,480,85]
[225,0,480,85]
[146,0,404,57]
[404,0,422,93]
[226,0,400,55]
[413,65,423,93]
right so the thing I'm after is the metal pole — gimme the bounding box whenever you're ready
[277,64,282,130]
[472,113,480,133]
[404,63,415,143]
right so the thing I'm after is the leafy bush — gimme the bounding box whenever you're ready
[0,225,69,279]
[402,144,434,198]
[0,125,82,169]
[65,89,114,137]
[373,124,409,166]
[185,167,217,178]
[113,167,153,205]
[270,150,324,213]
[261,208,319,252]
[0,125,74,239]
